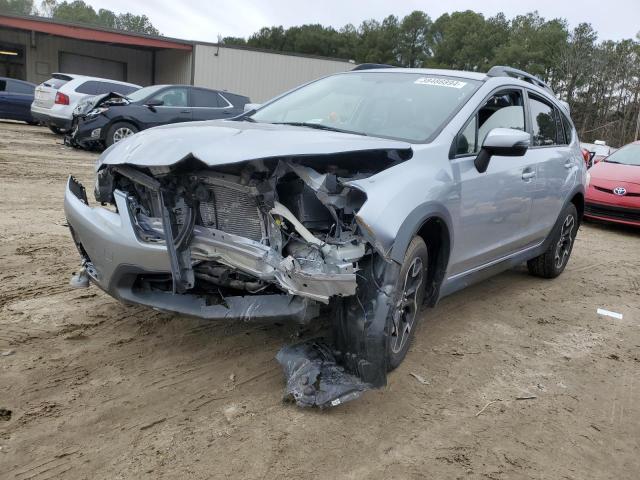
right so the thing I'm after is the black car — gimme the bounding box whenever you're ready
[0,77,36,123]
[68,85,250,149]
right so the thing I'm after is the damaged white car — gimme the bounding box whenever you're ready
[65,66,586,407]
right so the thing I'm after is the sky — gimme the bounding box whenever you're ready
[86,0,640,43]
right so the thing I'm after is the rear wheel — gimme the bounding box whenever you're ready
[527,203,578,278]
[106,122,138,147]
[386,236,428,370]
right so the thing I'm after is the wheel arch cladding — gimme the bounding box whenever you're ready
[390,202,453,306]
[570,191,584,221]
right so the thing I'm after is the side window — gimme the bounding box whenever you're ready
[9,81,34,94]
[75,81,101,95]
[529,95,558,146]
[561,113,573,144]
[190,88,222,108]
[455,90,525,156]
[151,88,188,107]
[0,80,7,91]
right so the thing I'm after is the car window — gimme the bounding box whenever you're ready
[456,90,525,156]
[561,113,573,144]
[151,88,188,107]
[251,72,482,143]
[99,82,138,95]
[191,88,223,108]
[8,81,34,94]
[75,81,101,95]
[0,80,6,91]
[43,76,70,89]
[529,95,558,146]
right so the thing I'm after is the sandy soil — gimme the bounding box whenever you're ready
[0,121,639,479]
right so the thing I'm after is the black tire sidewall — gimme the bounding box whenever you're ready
[549,203,579,276]
[386,236,429,370]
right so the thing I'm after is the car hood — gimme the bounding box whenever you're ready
[590,161,640,185]
[97,120,412,169]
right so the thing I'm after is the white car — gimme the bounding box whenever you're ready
[31,74,140,134]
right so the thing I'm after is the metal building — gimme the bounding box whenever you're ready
[0,13,353,102]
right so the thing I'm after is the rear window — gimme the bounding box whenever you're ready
[43,75,71,89]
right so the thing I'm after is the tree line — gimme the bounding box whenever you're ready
[224,11,640,147]
[0,0,159,35]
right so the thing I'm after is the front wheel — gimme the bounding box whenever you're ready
[386,236,428,370]
[527,203,578,278]
[106,122,138,147]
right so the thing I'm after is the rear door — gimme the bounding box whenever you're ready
[145,87,191,127]
[4,79,34,120]
[449,88,537,276]
[190,88,234,121]
[525,92,577,240]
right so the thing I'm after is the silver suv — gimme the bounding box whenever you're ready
[64,66,586,406]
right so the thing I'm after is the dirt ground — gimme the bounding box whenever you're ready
[0,121,638,480]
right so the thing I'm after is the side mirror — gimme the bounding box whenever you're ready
[475,128,530,173]
[145,99,163,110]
[244,103,261,113]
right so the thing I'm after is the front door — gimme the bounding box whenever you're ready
[449,88,537,277]
[146,87,192,127]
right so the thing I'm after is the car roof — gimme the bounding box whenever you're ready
[52,73,141,88]
[345,67,487,81]
[343,67,562,103]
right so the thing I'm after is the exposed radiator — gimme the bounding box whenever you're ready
[199,182,264,242]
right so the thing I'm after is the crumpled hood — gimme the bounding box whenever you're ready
[97,120,412,169]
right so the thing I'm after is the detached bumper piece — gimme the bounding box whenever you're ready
[276,340,372,408]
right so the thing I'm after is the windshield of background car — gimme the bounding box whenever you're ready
[125,85,166,103]
[604,144,640,166]
[250,72,482,142]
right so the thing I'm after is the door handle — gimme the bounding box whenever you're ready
[522,171,536,180]
[180,110,190,114]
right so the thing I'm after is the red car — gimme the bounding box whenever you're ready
[585,141,640,227]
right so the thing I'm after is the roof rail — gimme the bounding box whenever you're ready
[487,66,553,94]
[352,63,395,71]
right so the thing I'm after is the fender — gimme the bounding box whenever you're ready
[388,201,454,264]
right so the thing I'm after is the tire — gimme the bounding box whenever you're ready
[49,125,67,135]
[527,203,578,279]
[106,122,138,147]
[386,236,429,370]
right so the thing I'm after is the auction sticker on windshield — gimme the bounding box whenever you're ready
[414,77,467,88]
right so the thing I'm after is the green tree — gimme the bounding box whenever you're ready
[0,0,35,15]
[396,11,431,67]
[115,13,159,36]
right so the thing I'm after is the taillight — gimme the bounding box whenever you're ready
[581,148,590,164]
[55,92,69,105]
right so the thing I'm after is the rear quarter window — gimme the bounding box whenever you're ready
[75,81,102,95]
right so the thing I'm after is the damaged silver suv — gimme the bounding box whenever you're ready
[64,66,586,407]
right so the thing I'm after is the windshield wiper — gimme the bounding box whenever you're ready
[604,160,621,164]
[272,122,367,136]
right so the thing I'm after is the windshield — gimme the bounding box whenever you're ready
[126,85,166,103]
[250,72,481,142]
[604,144,640,166]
